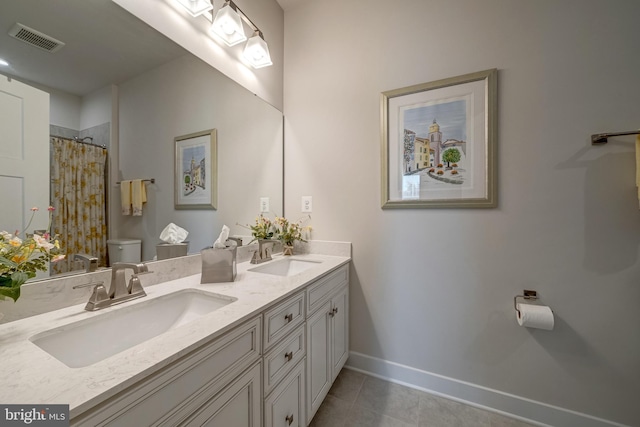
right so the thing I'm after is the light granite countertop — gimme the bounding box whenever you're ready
[0,253,350,418]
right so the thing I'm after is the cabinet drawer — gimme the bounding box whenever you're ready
[73,316,261,427]
[180,361,262,427]
[306,265,348,315]
[265,359,306,427]
[263,291,304,352]
[263,324,306,396]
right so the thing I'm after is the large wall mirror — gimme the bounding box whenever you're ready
[0,0,283,280]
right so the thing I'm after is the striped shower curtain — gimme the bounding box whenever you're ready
[50,137,107,274]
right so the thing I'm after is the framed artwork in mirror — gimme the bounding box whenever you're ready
[174,129,217,209]
[381,69,497,208]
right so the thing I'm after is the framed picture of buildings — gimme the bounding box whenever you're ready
[381,69,497,208]
[174,129,217,209]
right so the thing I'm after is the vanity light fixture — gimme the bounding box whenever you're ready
[210,1,246,46]
[243,31,272,69]
[175,0,213,17]
[174,0,272,69]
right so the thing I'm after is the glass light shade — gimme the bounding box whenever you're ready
[175,0,213,17]
[211,4,246,47]
[243,34,273,69]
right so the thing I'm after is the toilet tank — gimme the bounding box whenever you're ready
[107,238,141,265]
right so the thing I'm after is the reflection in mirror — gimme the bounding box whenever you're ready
[0,0,283,282]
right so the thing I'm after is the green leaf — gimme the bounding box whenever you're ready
[10,271,28,287]
[0,277,22,302]
[0,256,17,268]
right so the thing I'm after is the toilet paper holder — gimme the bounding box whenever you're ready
[514,290,538,317]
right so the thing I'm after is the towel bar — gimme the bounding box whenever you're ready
[116,178,155,185]
[591,130,640,145]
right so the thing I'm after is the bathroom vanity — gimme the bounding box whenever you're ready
[0,249,350,427]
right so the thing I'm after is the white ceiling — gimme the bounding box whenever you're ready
[0,0,187,96]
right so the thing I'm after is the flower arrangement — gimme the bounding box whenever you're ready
[0,207,65,302]
[274,215,312,246]
[247,214,274,242]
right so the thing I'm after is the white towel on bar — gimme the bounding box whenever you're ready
[121,180,132,215]
[132,179,147,216]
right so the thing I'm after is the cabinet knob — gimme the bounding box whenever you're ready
[329,307,338,317]
[286,414,294,425]
[284,351,293,362]
[284,313,293,323]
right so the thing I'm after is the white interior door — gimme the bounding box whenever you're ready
[0,74,49,236]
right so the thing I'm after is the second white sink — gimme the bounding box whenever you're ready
[248,258,322,277]
[30,289,236,368]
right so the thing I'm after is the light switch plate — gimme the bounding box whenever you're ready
[302,196,312,213]
[260,197,270,213]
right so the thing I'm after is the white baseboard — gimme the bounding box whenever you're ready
[345,351,629,427]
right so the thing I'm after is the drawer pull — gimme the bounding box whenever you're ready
[329,307,338,317]
[284,351,293,362]
[286,414,294,425]
[284,313,293,323]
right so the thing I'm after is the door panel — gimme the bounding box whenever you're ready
[0,75,50,235]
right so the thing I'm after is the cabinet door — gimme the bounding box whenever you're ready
[331,286,349,382]
[306,301,332,424]
[181,362,262,427]
[265,359,305,427]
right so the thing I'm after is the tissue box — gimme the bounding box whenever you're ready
[201,244,237,283]
[156,242,189,260]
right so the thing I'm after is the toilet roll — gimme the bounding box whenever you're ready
[516,303,554,330]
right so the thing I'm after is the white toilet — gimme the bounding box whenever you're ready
[107,238,141,265]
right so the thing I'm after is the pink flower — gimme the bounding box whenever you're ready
[30,207,39,212]
[47,206,55,212]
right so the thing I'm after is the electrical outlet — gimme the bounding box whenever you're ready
[260,197,270,213]
[302,196,312,213]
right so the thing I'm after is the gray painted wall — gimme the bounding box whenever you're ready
[283,0,640,425]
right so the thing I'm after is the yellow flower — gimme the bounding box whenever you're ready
[11,253,27,264]
[9,237,22,247]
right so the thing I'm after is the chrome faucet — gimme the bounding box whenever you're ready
[74,262,151,311]
[109,262,149,300]
[73,253,98,272]
[250,239,275,264]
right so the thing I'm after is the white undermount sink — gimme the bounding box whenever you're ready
[248,258,322,277]
[30,289,236,368]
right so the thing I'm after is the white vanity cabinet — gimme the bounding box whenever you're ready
[263,263,349,427]
[68,261,350,427]
[72,317,262,427]
[262,291,307,427]
[305,266,349,424]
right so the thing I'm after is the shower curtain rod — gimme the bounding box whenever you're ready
[50,135,107,149]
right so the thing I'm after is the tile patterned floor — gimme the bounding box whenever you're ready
[310,369,538,427]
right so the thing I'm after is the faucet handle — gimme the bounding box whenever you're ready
[73,281,105,289]
[128,274,147,296]
[83,283,110,311]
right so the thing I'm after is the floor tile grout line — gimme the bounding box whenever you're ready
[342,374,366,425]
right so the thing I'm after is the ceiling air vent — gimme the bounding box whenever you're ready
[8,23,65,53]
